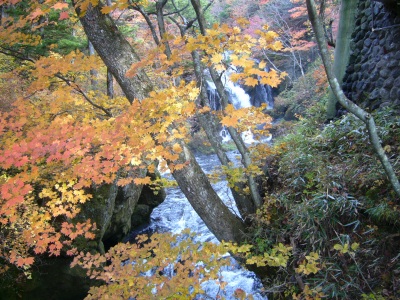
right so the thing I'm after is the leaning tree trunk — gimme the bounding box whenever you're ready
[169,143,247,242]
[326,0,358,119]
[73,2,247,242]
[75,3,153,102]
[166,6,257,217]
[306,0,400,198]
[190,51,256,217]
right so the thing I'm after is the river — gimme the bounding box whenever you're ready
[128,151,268,299]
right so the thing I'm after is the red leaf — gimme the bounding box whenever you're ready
[59,11,69,21]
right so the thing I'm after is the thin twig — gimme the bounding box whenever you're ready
[55,74,113,117]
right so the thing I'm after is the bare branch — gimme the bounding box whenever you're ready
[55,74,113,118]
[131,4,161,45]
[0,47,35,63]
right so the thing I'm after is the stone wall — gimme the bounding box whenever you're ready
[342,0,400,111]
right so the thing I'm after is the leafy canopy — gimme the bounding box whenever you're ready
[0,0,285,294]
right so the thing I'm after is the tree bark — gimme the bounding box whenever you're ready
[156,0,173,58]
[74,2,247,242]
[107,69,114,99]
[306,0,400,199]
[88,41,99,90]
[326,0,357,119]
[74,3,153,102]
[170,144,246,242]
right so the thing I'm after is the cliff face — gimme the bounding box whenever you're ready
[342,0,400,111]
[77,169,166,253]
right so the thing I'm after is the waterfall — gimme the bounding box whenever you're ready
[206,81,221,111]
[250,82,274,109]
[221,71,252,109]
[206,70,272,144]
[206,68,274,111]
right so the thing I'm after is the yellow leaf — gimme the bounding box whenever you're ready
[172,143,182,153]
[305,263,319,274]
[260,76,280,87]
[233,27,241,34]
[258,61,266,69]
[351,242,360,251]
[215,64,226,72]
[236,17,250,27]
[244,77,259,87]
[383,145,391,153]
[221,115,239,127]
[333,244,343,251]
[270,40,283,51]
[230,73,243,82]
[130,157,141,166]
[211,53,224,65]
[280,71,288,79]
[198,106,211,113]
[236,244,252,253]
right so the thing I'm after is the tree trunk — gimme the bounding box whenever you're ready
[74,2,247,242]
[326,0,358,119]
[74,3,153,102]
[156,0,172,58]
[170,144,247,242]
[306,0,400,198]
[88,41,99,90]
[191,51,256,217]
[107,69,114,98]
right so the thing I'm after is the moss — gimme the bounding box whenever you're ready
[74,183,117,252]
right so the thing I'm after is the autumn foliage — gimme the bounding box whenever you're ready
[0,0,287,290]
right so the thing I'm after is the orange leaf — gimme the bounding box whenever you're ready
[52,2,69,10]
[101,6,114,14]
[29,8,44,20]
[133,176,152,185]
[117,177,134,186]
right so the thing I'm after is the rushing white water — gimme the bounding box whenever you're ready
[221,70,252,109]
[135,152,267,299]
[207,69,273,144]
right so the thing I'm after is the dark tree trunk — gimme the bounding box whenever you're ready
[170,144,246,242]
[107,69,114,99]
